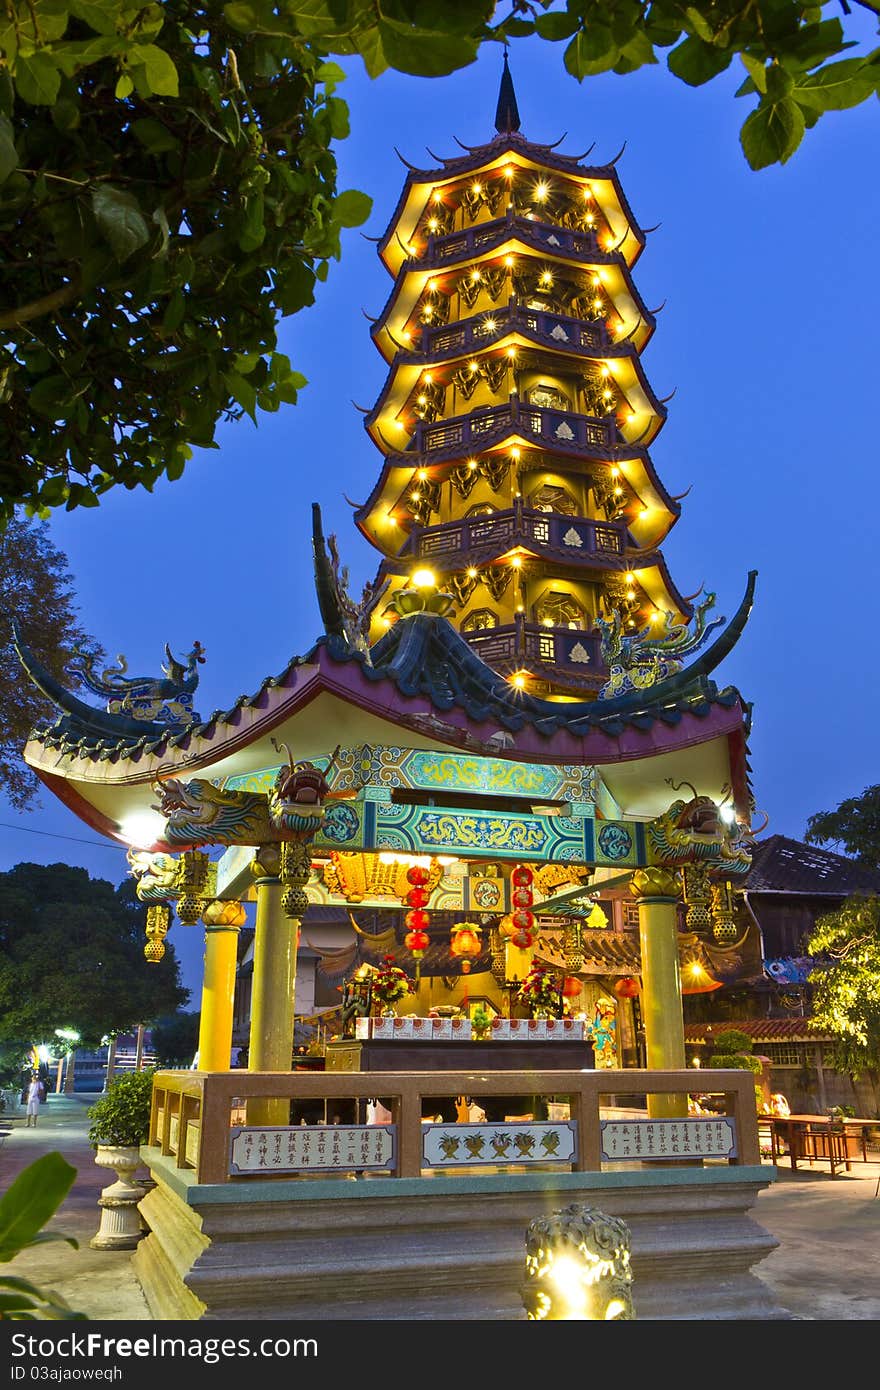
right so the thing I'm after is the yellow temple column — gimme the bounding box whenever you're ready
[196,901,247,1072]
[630,867,686,1119]
[247,843,309,1125]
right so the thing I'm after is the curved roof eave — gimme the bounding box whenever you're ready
[378,137,646,277]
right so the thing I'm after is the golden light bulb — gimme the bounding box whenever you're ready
[512,673,526,689]
[411,568,436,589]
[511,447,521,461]
[417,468,428,480]
[534,181,549,202]
[467,567,478,578]
[483,318,497,333]
[472,182,482,194]
[467,458,477,470]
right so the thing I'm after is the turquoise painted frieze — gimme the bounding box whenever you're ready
[308,799,641,868]
[327,744,595,804]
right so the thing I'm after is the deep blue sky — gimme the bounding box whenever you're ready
[2,29,878,999]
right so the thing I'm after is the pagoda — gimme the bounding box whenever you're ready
[9,61,782,1323]
[357,53,689,701]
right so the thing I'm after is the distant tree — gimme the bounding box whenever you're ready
[0,517,101,808]
[805,895,880,1116]
[2,1,877,523]
[151,1010,200,1067]
[0,863,189,1048]
[805,785,880,867]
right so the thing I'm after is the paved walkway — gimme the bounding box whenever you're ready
[2,1093,879,1321]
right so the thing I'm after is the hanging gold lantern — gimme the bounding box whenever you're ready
[682,864,713,936]
[280,840,311,920]
[176,850,213,925]
[450,921,482,974]
[144,904,170,963]
[710,879,739,944]
[563,920,584,974]
[489,925,507,984]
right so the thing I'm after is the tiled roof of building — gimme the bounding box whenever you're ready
[683,1019,833,1044]
[746,834,880,897]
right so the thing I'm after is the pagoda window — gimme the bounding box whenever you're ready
[535,591,586,631]
[462,609,498,632]
[529,483,578,516]
[528,384,570,412]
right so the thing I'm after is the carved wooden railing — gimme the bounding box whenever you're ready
[148,1068,761,1185]
[411,505,627,564]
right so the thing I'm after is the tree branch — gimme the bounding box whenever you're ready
[0,280,81,330]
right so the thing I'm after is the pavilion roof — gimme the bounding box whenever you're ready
[683,1019,834,1045]
[744,834,880,898]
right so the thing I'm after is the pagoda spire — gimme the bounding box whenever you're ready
[494,49,520,134]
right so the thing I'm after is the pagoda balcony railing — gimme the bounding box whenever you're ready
[410,505,627,565]
[413,399,617,457]
[463,615,605,677]
[418,302,610,359]
[418,211,601,271]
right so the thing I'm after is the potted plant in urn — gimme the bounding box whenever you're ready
[86,1069,155,1250]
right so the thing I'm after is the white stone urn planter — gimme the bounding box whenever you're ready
[89,1144,147,1250]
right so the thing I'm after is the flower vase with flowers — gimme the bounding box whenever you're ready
[516,964,562,1019]
[370,955,415,1015]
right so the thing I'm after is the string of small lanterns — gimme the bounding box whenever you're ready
[402,862,431,979]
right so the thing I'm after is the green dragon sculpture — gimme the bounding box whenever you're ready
[154,747,334,849]
[647,784,756,875]
[596,592,723,700]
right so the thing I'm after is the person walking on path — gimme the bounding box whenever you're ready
[24,1073,45,1127]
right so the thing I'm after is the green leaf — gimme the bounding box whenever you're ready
[0,1154,77,1261]
[740,96,806,169]
[115,73,134,97]
[132,117,179,153]
[564,28,620,79]
[69,0,121,36]
[740,52,767,95]
[794,58,878,112]
[353,26,388,78]
[534,12,579,41]
[0,115,17,184]
[667,35,733,87]
[376,19,478,78]
[683,7,714,43]
[224,369,257,419]
[91,185,150,261]
[14,51,62,105]
[333,187,371,227]
[128,43,179,96]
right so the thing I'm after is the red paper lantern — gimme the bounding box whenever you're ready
[450,921,482,975]
[510,928,535,949]
[512,886,533,908]
[614,976,641,999]
[511,909,535,931]
[405,908,429,931]
[406,865,429,887]
[512,865,534,888]
[562,976,583,998]
[406,886,429,909]
[404,929,430,955]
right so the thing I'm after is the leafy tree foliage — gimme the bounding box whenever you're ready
[151,1008,199,1066]
[0,517,101,808]
[1,1,877,523]
[806,894,880,1113]
[0,862,189,1047]
[805,784,880,867]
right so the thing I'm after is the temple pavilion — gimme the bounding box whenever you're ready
[12,61,785,1323]
[15,56,759,1087]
